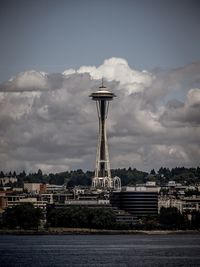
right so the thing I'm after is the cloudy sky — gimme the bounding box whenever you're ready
[0,0,200,173]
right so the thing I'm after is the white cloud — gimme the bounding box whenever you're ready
[161,88,200,127]
[0,58,200,173]
[0,70,48,92]
[77,57,154,94]
[0,91,41,120]
[186,88,200,106]
[62,69,76,76]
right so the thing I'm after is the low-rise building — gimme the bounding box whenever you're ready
[46,184,66,192]
[65,199,110,206]
[7,197,47,210]
[158,196,200,214]
[24,183,46,194]
[158,197,183,212]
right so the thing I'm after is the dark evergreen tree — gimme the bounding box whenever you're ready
[47,206,116,229]
[150,169,156,175]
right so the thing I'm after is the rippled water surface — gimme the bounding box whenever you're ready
[0,234,200,266]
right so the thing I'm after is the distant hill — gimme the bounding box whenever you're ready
[1,167,200,188]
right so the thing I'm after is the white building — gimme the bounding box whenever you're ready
[123,185,159,193]
[158,197,183,213]
[0,177,17,186]
[46,184,66,192]
[158,196,200,214]
[7,197,47,210]
[24,183,41,194]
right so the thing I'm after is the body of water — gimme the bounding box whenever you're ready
[0,234,200,266]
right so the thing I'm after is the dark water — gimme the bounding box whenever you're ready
[0,234,200,267]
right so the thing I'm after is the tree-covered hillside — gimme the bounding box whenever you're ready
[1,166,200,187]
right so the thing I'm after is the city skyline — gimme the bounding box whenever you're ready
[0,0,200,173]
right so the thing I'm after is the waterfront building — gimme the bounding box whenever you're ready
[7,197,47,210]
[158,197,183,213]
[110,186,159,217]
[158,196,200,215]
[64,199,110,206]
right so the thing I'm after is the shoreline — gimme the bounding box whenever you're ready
[0,228,199,235]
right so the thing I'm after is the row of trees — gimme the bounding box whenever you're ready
[47,206,116,229]
[139,208,200,230]
[1,204,200,230]
[1,166,200,188]
[2,203,42,229]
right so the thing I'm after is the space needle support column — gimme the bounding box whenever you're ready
[100,100,106,177]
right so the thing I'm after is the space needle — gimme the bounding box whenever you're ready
[89,80,121,190]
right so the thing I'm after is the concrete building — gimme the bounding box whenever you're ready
[24,183,46,194]
[7,197,47,210]
[46,184,66,192]
[39,194,54,204]
[183,196,200,213]
[158,196,200,214]
[65,199,110,206]
[158,197,183,213]
[24,183,41,194]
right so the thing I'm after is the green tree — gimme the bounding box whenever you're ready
[3,203,42,229]
[47,206,116,229]
[159,207,187,229]
[191,211,200,229]
[88,208,116,229]
[18,170,26,178]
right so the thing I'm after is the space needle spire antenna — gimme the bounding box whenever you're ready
[89,80,121,190]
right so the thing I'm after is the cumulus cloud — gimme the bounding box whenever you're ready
[0,57,199,173]
[0,70,49,92]
[77,57,154,94]
[161,88,200,126]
